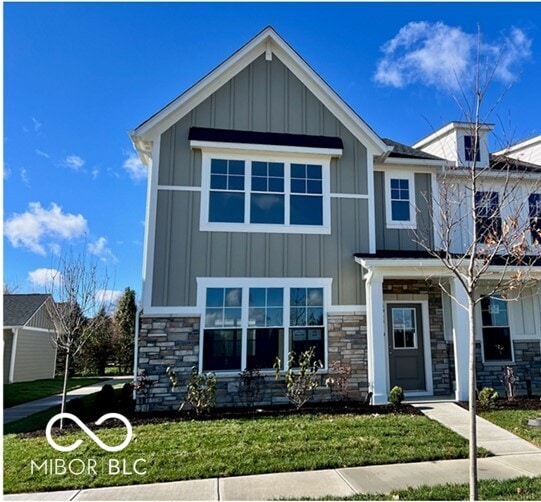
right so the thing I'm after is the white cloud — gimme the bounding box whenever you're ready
[91,169,100,180]
[35,149,50,158]
[20,168,30,187]
[374,22,532,90]
[28,268,62,288]
[63,155,85,170]
[4,202,88,255]
[123,152,147,181]
[32,117,42,133]
[4,165,11,180]
[87,236,118,263]
[96,289,123,306]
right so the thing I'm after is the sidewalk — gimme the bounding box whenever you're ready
[4,454,541,501]
[3,377,131,424]
[4,401,541,500]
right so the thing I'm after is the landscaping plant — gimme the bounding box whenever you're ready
[478,387,499,408]
[274,347,322,409]
[325,361,352,401]
[186,366,217,415]
[389,386,405,407]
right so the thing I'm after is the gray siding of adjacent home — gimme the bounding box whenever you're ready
[12,328,57,383]
[3,330,13,383]
[374,171,433,251]
[152,53,371,308]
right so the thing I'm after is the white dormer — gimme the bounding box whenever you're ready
[493,135,541,166]
[412,122,494,169]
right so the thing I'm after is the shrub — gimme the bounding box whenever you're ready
[95,384,118,414]
[274,347,323,410]
[186,366,217,415]
[325,361,352,401]
[118,383,135,416]
[389,386,404,407]
[238,368,263,407]
[478,387,499,408]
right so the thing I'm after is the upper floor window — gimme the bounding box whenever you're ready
[475,191,502,243]
[385,172,416,229]
[464,135,481,163]
[199,150,332,234]
[529,193,541,244]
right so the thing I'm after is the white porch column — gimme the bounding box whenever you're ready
[450,278,470,401]
[366,271,388,404]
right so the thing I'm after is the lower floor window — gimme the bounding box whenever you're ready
[481,295,512,362]
[201,282,327,372]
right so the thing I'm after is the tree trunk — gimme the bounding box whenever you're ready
[60,348,70,430]
[468,293,478,500]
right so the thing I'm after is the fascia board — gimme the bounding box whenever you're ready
[131,28,389,157]
[493,135,541,156]
[375,157,447,168]
[413,122,494,150]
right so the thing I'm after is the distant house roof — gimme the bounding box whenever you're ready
[4,294,51,327]
[382,138,444,161]
[489,154,541,173]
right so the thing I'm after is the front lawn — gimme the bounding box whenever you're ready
[317,476,541,500]
[4,377,104,408]
[480,409,541,448]
[4,412,480,494]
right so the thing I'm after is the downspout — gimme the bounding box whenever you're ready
[132,307,142,400]
[9,328,19,384]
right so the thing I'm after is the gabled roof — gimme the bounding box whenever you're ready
[413,121,494,150]
[493,135,541,157]
[3,294,51,327]
[130,26,391,165]
[382,138,445,161]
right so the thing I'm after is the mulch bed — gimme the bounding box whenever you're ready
[459,396,541,412]
[18,401,422,439]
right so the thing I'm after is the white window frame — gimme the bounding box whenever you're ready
[477,294,515,364]
[196,145,335,234]
[385,171,416,229]
[197,277,332,375]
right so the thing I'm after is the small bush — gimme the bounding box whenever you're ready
[479,387,499,407]
[325,361,352,401]
[186,366,217,415]
[274,347,322,410]
[389,386,404,407]
[95,384,118,414]
[238,368,263,407]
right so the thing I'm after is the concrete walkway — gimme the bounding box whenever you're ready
[4,377,132,424]
[411,401,540,455]
[4,453,541,501]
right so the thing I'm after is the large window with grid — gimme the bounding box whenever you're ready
[385,172,416,229]
[200,280,329,373]
[475,191,502,243]
[200,152,331,234]
[481,295,513,362]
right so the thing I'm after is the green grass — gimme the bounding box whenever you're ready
[310,476,541,500]
[4,412,480,494]
[480,409,541,447]
[4,377,104,408]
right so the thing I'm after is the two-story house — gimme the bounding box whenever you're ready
[130,27,541,410]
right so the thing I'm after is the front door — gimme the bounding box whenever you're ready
[387,303,426,391]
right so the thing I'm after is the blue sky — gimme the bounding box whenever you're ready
[4,2,541,303]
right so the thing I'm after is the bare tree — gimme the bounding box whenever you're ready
[46,248,110,428]
[413,34,540,500]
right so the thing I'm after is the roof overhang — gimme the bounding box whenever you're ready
[413,122,495,150]
[130,27,391,166]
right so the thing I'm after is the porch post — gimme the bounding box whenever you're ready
[450,278,469,401]
[366,271,388,404]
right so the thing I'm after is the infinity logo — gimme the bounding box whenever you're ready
[45,413,133,453]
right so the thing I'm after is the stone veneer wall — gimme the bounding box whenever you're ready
[383,279,453,396]
[136,313,369,412]
[475,341,541,396]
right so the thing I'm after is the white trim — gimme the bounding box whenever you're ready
[385,170,417,230]
[477,295,515,365]
[197,277,332,373]
[157,185,202,192]
[198,148,332,235]
[131,28,389,158]
[384,300,433,395]
[330,193,369,200]
[367,152,376,254]
[142,136,161,313]
[3,326,53,333]
[9,328,19,384]
[190,140,343,158]
[327,305,367,313]
[494,135,541,157]
[143,306,202,316]
[413,122,494,150]
[376,158,446,168]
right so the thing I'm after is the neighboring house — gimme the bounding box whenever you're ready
[493,135,541,166]
[3,294,58,384]
[130,27,541,410]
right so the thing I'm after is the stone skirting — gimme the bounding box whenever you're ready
[136,313,369,411]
